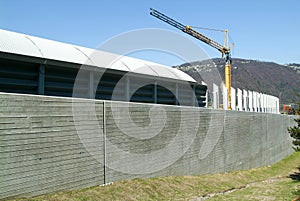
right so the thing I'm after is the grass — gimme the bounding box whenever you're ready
[9,152,300,201]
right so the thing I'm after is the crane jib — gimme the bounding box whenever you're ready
[150,9,186,31]
[150,8,230,55]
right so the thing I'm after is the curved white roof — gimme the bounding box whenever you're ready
[0,29,196,82]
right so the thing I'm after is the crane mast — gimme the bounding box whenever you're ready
[150,8,232,110]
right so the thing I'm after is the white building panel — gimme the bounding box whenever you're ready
[243,89,248,111]
[223,85,228,110]
[248,91,253,112]
[231,87,236,110]
[237,88,243,111]
[213,83,219,109]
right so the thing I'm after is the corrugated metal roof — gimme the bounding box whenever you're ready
[0,29,196,83]
[0,29,42,58]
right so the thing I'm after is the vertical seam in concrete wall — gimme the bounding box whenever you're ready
[103,101,107,184]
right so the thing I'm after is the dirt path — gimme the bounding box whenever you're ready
[191,176,293,201]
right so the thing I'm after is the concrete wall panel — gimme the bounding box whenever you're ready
[0,92,295,200]
[0,94,105,199]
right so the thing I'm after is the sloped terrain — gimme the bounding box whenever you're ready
[176,58,300,105]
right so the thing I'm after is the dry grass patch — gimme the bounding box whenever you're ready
[8,152,300,201]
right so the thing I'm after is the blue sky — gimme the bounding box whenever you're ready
[1,0,299,66]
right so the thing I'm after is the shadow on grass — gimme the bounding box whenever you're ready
[289,166,300,181]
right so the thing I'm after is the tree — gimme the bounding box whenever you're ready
[288,119,300,151]
[296,108,300,116]
[295,94,300,115]
[288,96,300,151]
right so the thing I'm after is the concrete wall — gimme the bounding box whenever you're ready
[0,92,295,200]
[0,93,105,199]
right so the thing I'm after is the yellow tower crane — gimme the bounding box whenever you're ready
[150,8,232,110]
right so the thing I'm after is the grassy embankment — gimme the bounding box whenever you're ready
[10,152,300,201]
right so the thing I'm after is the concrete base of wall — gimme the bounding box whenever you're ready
[0,92,295,200]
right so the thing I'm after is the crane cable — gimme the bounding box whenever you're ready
[191,26,235,56]
[190,26,225,32]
